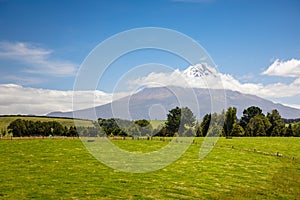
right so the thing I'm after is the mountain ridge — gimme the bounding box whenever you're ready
[47,86,300,120]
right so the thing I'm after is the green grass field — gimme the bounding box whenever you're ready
[0,116,94,132]
[149,120,165,129]
[0,137,299,199]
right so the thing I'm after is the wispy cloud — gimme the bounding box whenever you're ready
[0,41,77,76]
[2,75,44,86]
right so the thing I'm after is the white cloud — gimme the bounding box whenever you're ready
[261,59,300,77]
[0,41,77,76]
[127,62,300,99]
[0,84,126,115]
[1,60,300,115]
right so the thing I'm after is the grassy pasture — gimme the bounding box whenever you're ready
[149,120,165,129]
[0,137,299,199]
[0,115,94,132]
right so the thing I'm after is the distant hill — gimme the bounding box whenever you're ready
[47,86,300,120]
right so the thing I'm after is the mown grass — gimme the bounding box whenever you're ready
[0,137,299,199]
[0,116,94,132]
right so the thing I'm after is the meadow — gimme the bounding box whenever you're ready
[0,137,299,199]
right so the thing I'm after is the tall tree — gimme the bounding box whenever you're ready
[266,109,285,136]
[165,107,181,136]
[294,123,300,137]
[200,114,211,137]
[165,107,195,136]
[239,106,264,129]
[195,122,202,137]
[181,107,196,128]
[7,119,26,137]
[246,115,271,136]
[285,124,294,137]
[231,123,245,137]
[223,107,237,137]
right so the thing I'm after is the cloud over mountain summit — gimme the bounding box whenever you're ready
[129,60,300,100]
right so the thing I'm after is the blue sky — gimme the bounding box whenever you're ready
[0,0,300,115]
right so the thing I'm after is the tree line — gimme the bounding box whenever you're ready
[155,106,300,137]
[3,106,300,137]
[221,106,300,137]
[4,118,154,137]
[5,119,78,137]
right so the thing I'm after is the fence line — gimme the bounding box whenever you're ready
[0,136,78,140]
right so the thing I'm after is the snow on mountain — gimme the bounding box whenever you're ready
[183,63,219,78]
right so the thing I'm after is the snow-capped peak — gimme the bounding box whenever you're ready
[183,63,218,78]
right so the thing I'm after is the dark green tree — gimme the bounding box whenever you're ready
[165,107,195,136]
[69,126,78,137]
[266,109,285,136]
[285,124,294,137]
[200,114,211,137]
[7,119,66,137]
[224,107,237,137]
[35,121,45,136]
[153,124,167,137]
[230,123,245,137]
[49,121,64,136]
[24,120,35,136]
[246,115,271,136]
[98,118,132,136]
[7,119,26,137]
[294,123,300,137]
[239,106,263,129]
[195,122,203,137]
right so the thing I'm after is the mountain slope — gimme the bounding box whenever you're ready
[47,86,300,120]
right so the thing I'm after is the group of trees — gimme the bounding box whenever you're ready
[4,106,300,137]
[158,107,195,137]
[6,119,78,137]
[97,118,153,137]
[197,106,300,137]
[156,106,300,137]
[5,118,155,138]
